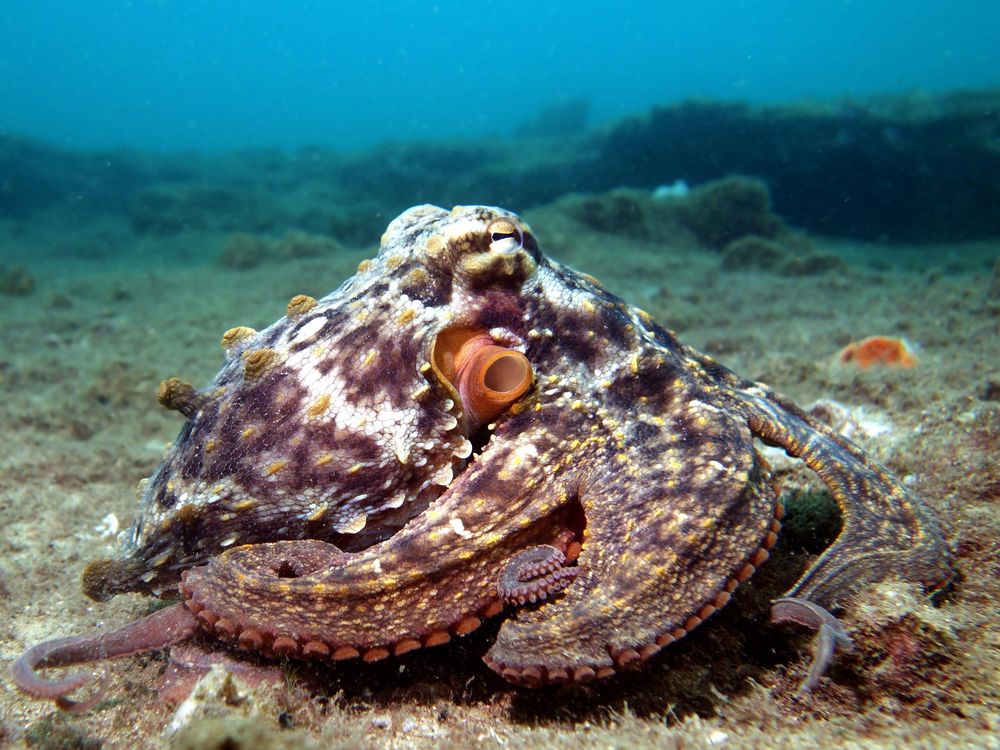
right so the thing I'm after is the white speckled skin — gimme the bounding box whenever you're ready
[86,205,535,598]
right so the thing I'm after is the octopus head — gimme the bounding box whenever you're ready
[81,206,542,601]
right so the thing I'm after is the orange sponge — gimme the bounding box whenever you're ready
[838,336,917,369]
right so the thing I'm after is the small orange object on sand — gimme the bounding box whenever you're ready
[838,336,917,369]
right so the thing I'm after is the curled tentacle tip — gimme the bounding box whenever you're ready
[55,673,110,714]
[498,544,578,606]
[770,597,851,645]
[11,603,198,712]
[770,596,852,694]
[10,644,108,713]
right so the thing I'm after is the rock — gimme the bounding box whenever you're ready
[219,233,270,270]
[675,176,783,249]
[0,264,36,295]
[720,235,788,271]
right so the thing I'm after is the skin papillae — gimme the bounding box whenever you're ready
[11,205,953,708]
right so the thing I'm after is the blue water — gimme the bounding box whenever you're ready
[1,0,999,152]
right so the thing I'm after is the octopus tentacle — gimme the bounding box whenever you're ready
[738,389,953,606]
[11,603,199,712]
[497,545,579,606]
[770,596,852,693]
[485,393,783,686]
[176,408,592,674]
[486,503,784,686]
[720,388,953,690]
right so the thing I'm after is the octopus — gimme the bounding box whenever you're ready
[11,205,953,711]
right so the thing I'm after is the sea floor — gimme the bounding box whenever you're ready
[0,193,997,749]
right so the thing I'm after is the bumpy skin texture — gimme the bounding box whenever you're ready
[19,205,952,699]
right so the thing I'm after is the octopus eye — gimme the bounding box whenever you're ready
[488,220,524,256]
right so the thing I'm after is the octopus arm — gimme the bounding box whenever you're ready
[177,406,589,663]
[738,390,953,605]
[10,603,199,712]
[735,388,953,690]
[486,397,782,686]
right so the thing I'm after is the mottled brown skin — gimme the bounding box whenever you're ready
[13,205,953,704]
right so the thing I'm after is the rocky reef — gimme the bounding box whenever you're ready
[3,88,999,246]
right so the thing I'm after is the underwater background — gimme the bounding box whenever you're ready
[2,1,999,151]
[1,2,998,749]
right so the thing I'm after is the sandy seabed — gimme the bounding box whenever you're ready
[0,195,997,749]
